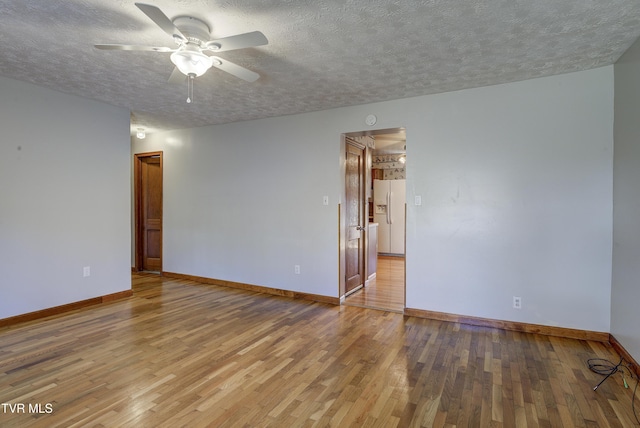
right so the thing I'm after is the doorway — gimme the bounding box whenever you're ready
[134,151,163,272]
[341,129,406,312]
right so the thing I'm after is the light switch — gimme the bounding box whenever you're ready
[415,196,422,206]
[323,196,329,206]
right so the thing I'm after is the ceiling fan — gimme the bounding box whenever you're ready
[95,3,268,103]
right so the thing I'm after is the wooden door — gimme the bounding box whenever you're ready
[345,140,365,293]
[135,152,163,272]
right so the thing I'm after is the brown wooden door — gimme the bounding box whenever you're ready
[135,152,163,272]
[345,140,365,293]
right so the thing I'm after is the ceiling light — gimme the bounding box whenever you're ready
[136,128,146,139]
[398,155,406,164]
[170,45,213,77]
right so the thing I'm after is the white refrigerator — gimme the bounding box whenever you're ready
[373,179,406,255]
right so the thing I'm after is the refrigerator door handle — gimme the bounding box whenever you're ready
[388,191,393,224]
[385,192,389,224]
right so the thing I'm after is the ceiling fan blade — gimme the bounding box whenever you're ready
[210,57,260,82]
[135,3,185,40]
[205,31,268,52]
[94,44,174,52]
[168,67,186,84]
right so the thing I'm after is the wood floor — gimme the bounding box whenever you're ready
[344,256,405,313]
[1,273,638,427]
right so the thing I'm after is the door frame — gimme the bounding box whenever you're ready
[133,151,163,272]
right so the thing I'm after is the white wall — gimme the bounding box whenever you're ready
[612,37,640,361]
[134,66,614,333]
[406,69,613,333]
[0,75,131,319]
[133,119,341,297]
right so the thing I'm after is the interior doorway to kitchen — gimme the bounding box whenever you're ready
[341,128,406,313]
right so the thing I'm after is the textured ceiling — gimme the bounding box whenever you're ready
[1,0,639,136]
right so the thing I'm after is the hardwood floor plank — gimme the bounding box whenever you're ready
[344,256,405,312]
[0,273,638,427]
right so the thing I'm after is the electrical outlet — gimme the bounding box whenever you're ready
[294,265,301,274]
[83,266,91,277]
[513,296,522,309]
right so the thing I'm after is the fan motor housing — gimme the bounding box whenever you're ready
[173,16,211,44]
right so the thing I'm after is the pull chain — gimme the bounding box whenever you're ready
[186,73,195,103]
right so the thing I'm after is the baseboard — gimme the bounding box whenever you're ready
[404,307,610,342]
[101,290,133,303]
[292,291,340,305]
[162,271,340,306]
[0,290,133,328]
[377,254,405,260]
[609,334,640,378]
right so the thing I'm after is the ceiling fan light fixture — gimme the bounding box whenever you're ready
[95,4,268,103]
[170,46,213,77]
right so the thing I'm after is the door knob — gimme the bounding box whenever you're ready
[356,225,366,231]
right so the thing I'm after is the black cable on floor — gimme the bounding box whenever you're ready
[588,357,640,425]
